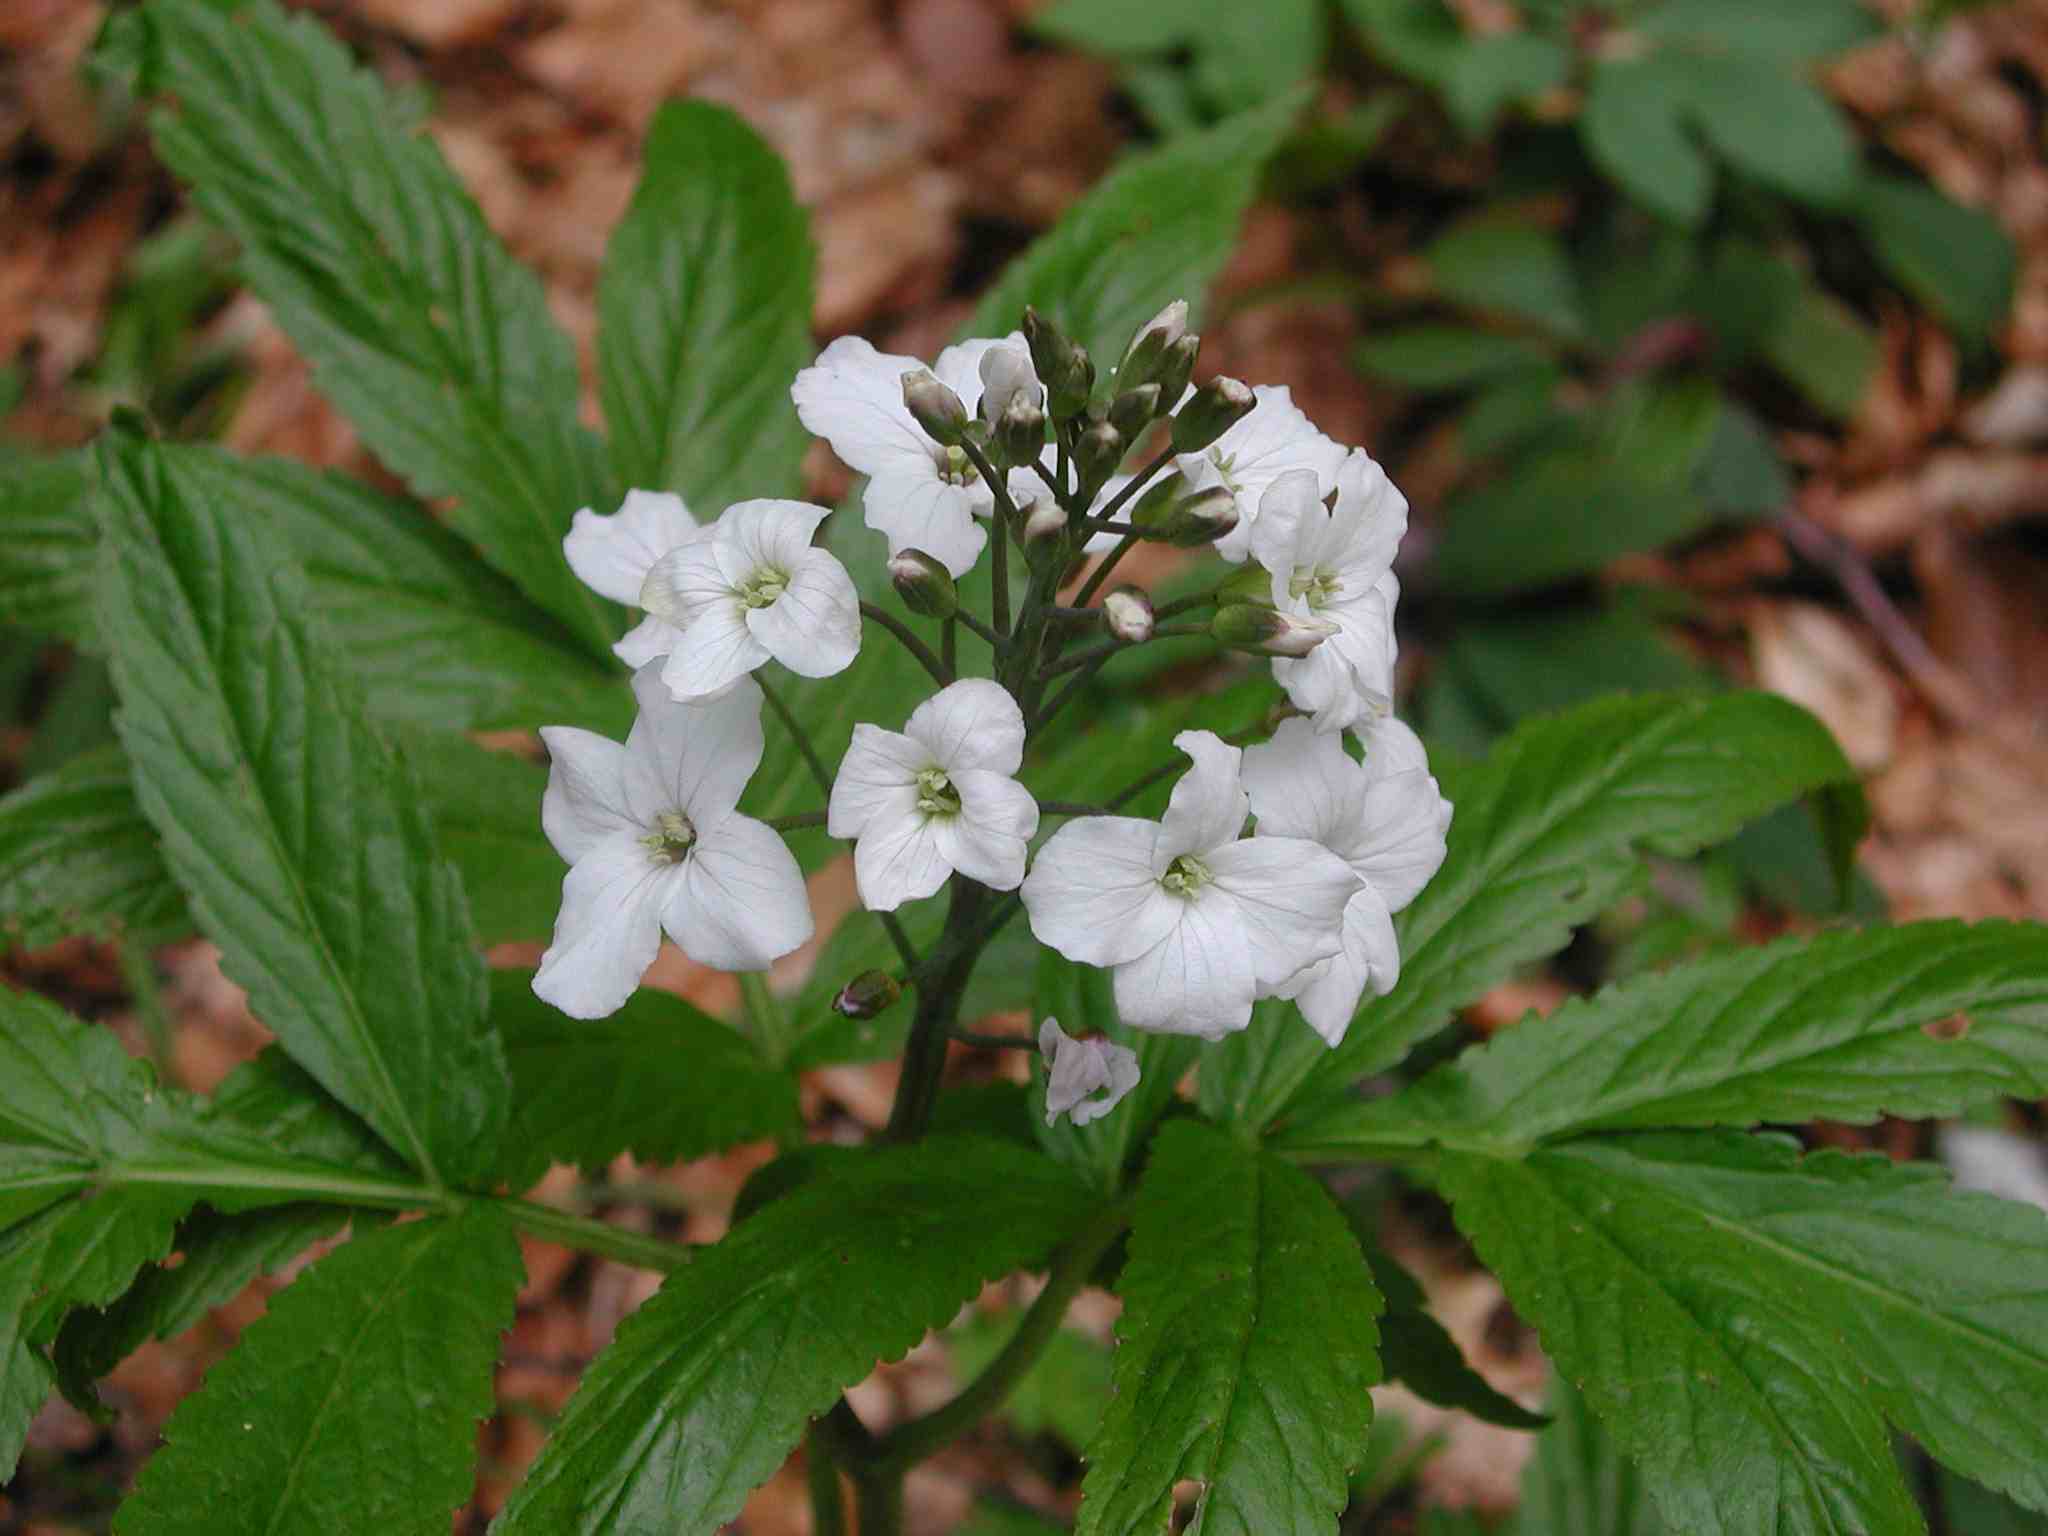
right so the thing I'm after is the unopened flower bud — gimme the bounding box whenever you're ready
[1212,603,1339,657]
[1119,300,1189,391]
[978,344,1042,427]
[888,549,958,619]
[995,394,1048,468]
[1171,376,1255,452]
[1108,383,1162,441]
[1216,561,1277,607]
[1023,306,1094,419]
[1074,419,1125,496]
[1153,333,1200,406]
[1102,586,1154,644]
[833,969,902,1019]
[1155,484,1240,548]
[1022,499,1069,545]
[901,368,967,445]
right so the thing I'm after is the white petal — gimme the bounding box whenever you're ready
[1112,897,1257,1038]
[853,802,953,911]
[564,490,703,606]
[1273,644,1370,735]
[1021,817,1182,967]
[1240,717,1366,844]
[537,727,636,864]
[1246,467,1324,582]
[974,339,1041,423]
[661,597,770,701]
[933,332,1029,417]
[863,469,988,578]
[622,664,764,825]
[717,498,831,586]
[746,546,860,678]
[904,678,1026,775]
[1198,385,1347,563]
[614,614,684,669]
[665,815,813,970]
[1288,886,1400,1045]
[1349,769,1452,913]
[1321,450,1408,591]
[1207,835,1359,990]
[791,335,934,476]
[533,835,671,1019]
[1357,714,1431,781]
[828,725,925,839]
[640,539,733,628]
[1156,730,1249,863]
[933,769,1038,891]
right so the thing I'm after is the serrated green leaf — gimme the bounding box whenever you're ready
[126,0,619,655]
[1033,951,1198,1191]
[970,95,1301,362]
[96,430,509,1187]
[1354,325,1551,390]
[1426,219,1584,339]
[1442,1132,2048,1532]
[0,450,98,647]
[1679,55,1859,209]
[600,100,814,510]
[1856,173,2017,345]
[1287,920,2048,1158]
[495,1136,1092,1535]
[1940,1467,2048,1536]
[1511,1374,1665,1536]
[490,970,799,1191]
[0,746,189,949]
[1445,33,1570,136]
[114,1204,522,1536]
[398,729,562,945]
[1241,691,1864,1131]
[1077,1120,1380,1536]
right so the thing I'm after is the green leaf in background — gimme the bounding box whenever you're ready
[1638,0,1880,65]
[946,1309,1113,1449]
[1363,1238,1548,1430]
[114,1205,521,1536]
[1425,218,1584,339]
[1034,951,1199,1191]
[1342,0,1466,86]
[1695,399,1792,519]
[495,1137,1092,1535]
[1442,1132,2048,1532]
[1077,1120,1381,1536]
[599,101,814,510]
[1583,60,1715,226]
[1509,1374,1664,1536]
[122,0,619,655]
[1354,325,1551,391]
[397,728,561,945]
[1288,920,2048,1159]
[490,970,800,1192]
[0,450,98,649]
[1856,173,2018,345]
[1942,1466,2048,1536]
[1445,33,1570,137]
[1254,691,1863,1131]
[96,430,509,1188]
[1679,55,1859,209]
[1762,278,1881,420]
[970,94,1301,362]
[1032,0,1324,119]
[0,745,189,949]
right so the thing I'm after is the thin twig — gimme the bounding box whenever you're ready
[953,608,1004,650]
[1037,800,1108,818]
[859,601,951,685]
[766,809,827,832]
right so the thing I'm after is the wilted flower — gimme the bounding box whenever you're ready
[1039,1018,1141,1126]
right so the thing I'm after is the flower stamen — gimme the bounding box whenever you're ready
[640,810,697,864]
[738,567,789,609]
[915,766,961,817]
[1161,853,1211,898]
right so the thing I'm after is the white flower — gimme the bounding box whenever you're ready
[1174,383,1346,563]
[1020,730,1359,1039]
[1039,1018,1141,1127]
[828,679,1039,910]
[1252,453,1408,733]
[563,489,709,667]
[792,332,1040,578]
[640,499,860,701]
[534,666,814,1019]
[1240,715,1451,1045]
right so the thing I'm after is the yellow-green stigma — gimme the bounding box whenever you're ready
[640,810,696,863]
[1161,853,1211,897]
[915,767,961,817]
[1289,564,1342,608]
[738,567,788,609]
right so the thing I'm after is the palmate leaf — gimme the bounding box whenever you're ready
[495,1137,1093,1535]
[119,0,619,655]
[1077,1121,1381,1536]
[96,429,508,1188]
[490,970,800,1191]
[1208,691,1863,1134]
[114,1204,522,1536]
[1442,1132,2048,1533]
[1284,920,2048,1159]
[599,100,815,511]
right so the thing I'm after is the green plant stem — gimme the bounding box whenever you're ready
[1073,529,1143,608]
[953,608,1004,651]
[739,970,793,1066]
[807,1429,850,1536]
[497,1197,692,1273]
[1152,589,1220,622]
[852,1470,904,1536]
[871,1196,1134,1473]
[1029,649,1118,735]
[766,809,827,831]
[1093,442,1178,524]
[882,878,989,1144]
[941,616,957,678]
[957,436,1018,636]
[859,601,951,685]
[1037,800,1107,818]
[1039,624,1206,680]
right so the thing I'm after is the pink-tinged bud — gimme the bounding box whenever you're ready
[833,969,902,1019]
[1119,300,1189,390]
[888,549,958,619]
[995,395,1048,468]
[1155,484,1239,548]
[1153,332,1200,406]
[901,368,967,445]
[1171,375,1254,452]
[1102,586,1154,644]
[1212,603,1338,658]
[1108,383,1162,440]
[1074,419,1124,498]
[1022,499,1069,545]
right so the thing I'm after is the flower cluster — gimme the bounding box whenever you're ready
[534,301,1449,1124]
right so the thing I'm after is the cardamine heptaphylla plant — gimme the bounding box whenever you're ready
[3,5,2046,1534]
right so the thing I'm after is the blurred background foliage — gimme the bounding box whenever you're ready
[4,0,2048,1530]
